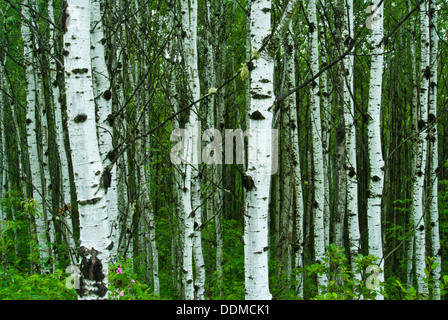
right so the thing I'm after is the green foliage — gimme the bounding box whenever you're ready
[108,258,160,300]
[439,178,448,278]
[204,219,245,299]
[0,192,43,272]
[0,268,77,300]
[392,257,448,300]
[305,244,385,300]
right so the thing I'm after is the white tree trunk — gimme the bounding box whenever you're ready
[244,0,274,300]
[63,0,111,299]
[276,2,300,286]
[180,0,194,299]
[21,0,49,271]
[410,0,430,297]
[48,0,73,250]
[320,2,331,248]
[91,0,119,263]
[406,0,418,288]
[307,0,327,294]
[180,0,204,300]
[282,21,305,299]
[334,0,347,249]
[143,168,160,296]
[428,0,440,300]
[340,0,362,285]
[36,29,53,271]
[366,1,385,300]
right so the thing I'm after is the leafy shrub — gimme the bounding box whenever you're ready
[108,258,160,300]
[305,243,385,300]
[392,257,448,300]
[0,268,77,300]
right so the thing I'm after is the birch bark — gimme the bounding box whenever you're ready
[91,0,119,263]
[282,21,305,299]
[410,0,430,296]
[244,0,274,300]
[320,1,331,248]
[307,0,327,293]
[276,0,299,289]
[180,0,204,300]
[428,0,440,300]
[63,0,111,299]
[406,0,418,288]
[48,0,73,249]
[334,0,347,249]
[340,0,362,283]
[21,0,49,271]
[366,1,385,299]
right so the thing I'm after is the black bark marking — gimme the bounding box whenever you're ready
[251,93,271,100]
[74,114,87,123]
[348,167,356,178]
[424,66,431,80]
[101,168,112,191]
[249,110,266,120]
[79,247,107,298]
[242,173,255,191]
[72,68,89,75]
[78,197,101,205]
[103,90,112,101]
[417,119,426,131]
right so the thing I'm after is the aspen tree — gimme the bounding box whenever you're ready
[63,0,111,299]
[138,3,160,297]
[203,0,225,298]
[320,0,331,249]
[342,0,361,282]
[275,0,300,290]
[48,0,73,248]
[110,0,129,260]
[333,0,347,249]
[428,0,441,300]
[410,0,430,296]
[189,0,205,298]
[21,0,49,271]
[167,2,183,297]
[282,22,305,299]
[180,0,204,300]
[35,26,53,272]
[91,0,119,263]
[366,1,385,300]
[406,0,418,288]
[244,0,274,300]
[307,0,327,294]
[143,157,160,296]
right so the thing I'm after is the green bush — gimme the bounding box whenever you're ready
[108,258,160,300]
[305,244,385,300]
[0,268,77,300]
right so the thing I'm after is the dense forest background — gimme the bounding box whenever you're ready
[0,0,447,300]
